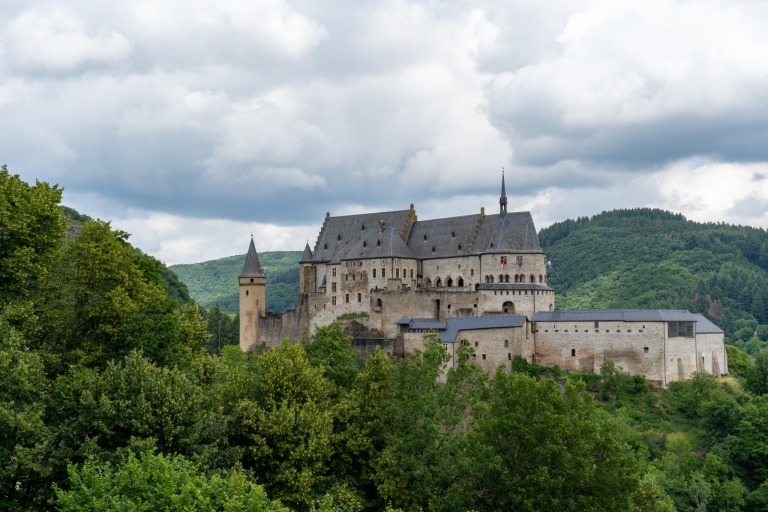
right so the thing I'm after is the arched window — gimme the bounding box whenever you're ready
[446,277,453,287]
[498,274,504,283]
[424,278,432,288]
[502,301,514,314]
[505,274,510,283]
[489,275,494,284]
[436,278,443,288]
[539,274,543,283]
[457,277,464,287]
[530,274,535,283]
[549,303,554,311]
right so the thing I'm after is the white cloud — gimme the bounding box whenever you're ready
[3,9,130,72]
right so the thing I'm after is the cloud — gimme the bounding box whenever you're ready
[2,9,131,72]
[3,0,768,263]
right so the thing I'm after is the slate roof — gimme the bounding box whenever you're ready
[477,283,554,291]
[397,315,527,342]
[439,315,527,342]
[406,214,480,259]
[532,309,699,323]
[344,227,415,260]
[300,242,313,263]
[239,238,265,278]
[693,314,724,334]
[312,209,412,264]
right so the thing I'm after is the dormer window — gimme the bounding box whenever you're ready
[424,234,428,240]
[337,234,341,241]
[451,231,455,237]
[361,224,365,230]
[377,240,381,246]
[458,244,462,251]
[432,246,435,253]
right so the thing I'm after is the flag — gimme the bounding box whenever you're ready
[547,260,552,268]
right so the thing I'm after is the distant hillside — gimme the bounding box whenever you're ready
[170,251,302,314]
[540,208,768,340]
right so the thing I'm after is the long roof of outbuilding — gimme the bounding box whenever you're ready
[532,309,700,323]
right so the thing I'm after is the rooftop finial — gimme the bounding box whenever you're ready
[500,167,508,215]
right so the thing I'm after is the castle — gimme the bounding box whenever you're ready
[239,174,727,385]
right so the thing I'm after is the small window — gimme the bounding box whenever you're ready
[250,278,254,283]
[508,353,512,360]
[594,321,599,328]
[382,268,386,278]
[246,290,249,296]
[482,354,487,360]
[332,268,337,277]
[373,269,377,278]
[571,348,576,357]
[504,340,509,348]
[332,296,337,305]
[345,294,349,303]
[337,234,341,241]
[332,282,337,292]
[424,234,428,240]
[644,347,649,353]
[357,293,361,302]
[474,341,478,347]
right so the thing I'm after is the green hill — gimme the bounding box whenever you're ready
[540,208,768,341]
[170,251,302,314]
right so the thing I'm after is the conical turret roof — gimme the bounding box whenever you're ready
[300,242,313,263]
[240,238,265,278]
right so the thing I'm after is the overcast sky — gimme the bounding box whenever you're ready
[3,0,768,265]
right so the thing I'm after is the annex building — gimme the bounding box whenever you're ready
[239,175,727,385]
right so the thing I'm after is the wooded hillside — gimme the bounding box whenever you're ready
[170,251,301,314]
[5,167,768,510]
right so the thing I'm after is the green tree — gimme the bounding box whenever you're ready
[0,315,48,510]
[224,342,335,508]
[56,451,287,511]
[0,167,66,309]
[746,350,768,396]
[304,323,362,390]
[466,372,642,511]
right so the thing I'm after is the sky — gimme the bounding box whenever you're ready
[2,0,768,265]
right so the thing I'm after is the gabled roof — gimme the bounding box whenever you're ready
[239,238,265,278]
[344,227,415,260]
[693,314,724,334]
[406,214,480,259]
[477,212,542,253]
[531,309,699,323]
[313,209,412,264]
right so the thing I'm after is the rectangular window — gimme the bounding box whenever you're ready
[345,294,349,303]
[332,268,337,277]
[594,321,599,328]
[396,268,400,278]
[332,296,336,305]
[357,293,361,302]
[410,269,414,279]
[508,353,512,360]
[382,268,386,278]
[668,321,694,338]
[373,269,377,278]
[482,354,487,360]
[332,282,337,292]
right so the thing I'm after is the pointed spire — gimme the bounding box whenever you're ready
[300,241,313,263]
[500,167,508,215]
[239,237,265,278]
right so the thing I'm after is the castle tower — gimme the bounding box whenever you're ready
[239,237,266,352]
[500,169,508,215]
[299,241,315,293]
